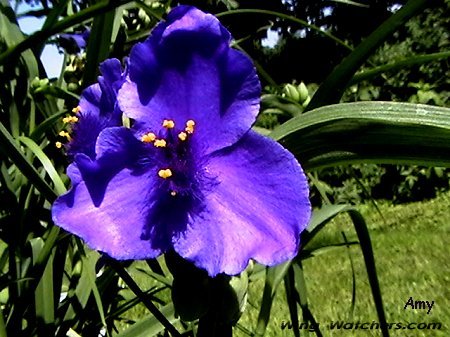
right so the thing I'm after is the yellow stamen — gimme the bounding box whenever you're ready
[141,132,156,143]
[63,116,79,124]
[185,119,195,134]
[178,132,187,141]
[170,191,177,196]
[158,169,172,179]
[72,106,81,114]
[154,139,167,148]
[59,131,71,140]
[162,119,175,129]
[55,141,63,149]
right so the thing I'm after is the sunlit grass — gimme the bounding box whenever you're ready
[235,191,450,337]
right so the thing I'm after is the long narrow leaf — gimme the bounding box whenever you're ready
[82,8,116,86]
[0,0,134,66]
[350,51,450,85]
[30,238,55,329]
[255,261,291,337]
[18,136,66,195]
[107,258,181,337]
[271,102,450,170]
[0,122,56,201]
[306,0,428,110]
[216,9,352,52]
[116,304,177,337]
[347,210,389,337]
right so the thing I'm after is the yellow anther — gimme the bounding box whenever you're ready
[185,119,195,134]
[63,116,79,124]
[158,169,173,179]
[59,131,71,140]
[154,139,167,148]
[178,132,187,141]
[163,119,175,129]
[141,132,156,143]
[170,191,177,196]
[55,141,63,149]
[72,106,81,114]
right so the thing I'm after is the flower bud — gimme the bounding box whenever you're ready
[283,83,300,102]
[297,82,309,103]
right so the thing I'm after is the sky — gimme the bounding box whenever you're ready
[16,2,64,78]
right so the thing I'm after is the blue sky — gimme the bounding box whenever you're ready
[16,2,64,78]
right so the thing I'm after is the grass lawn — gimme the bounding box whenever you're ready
[234,191,450,337]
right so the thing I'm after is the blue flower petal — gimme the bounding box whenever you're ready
[118,6,260,155]
[52,127,165,259]
[173,131,311,276]
[67,59,126,158]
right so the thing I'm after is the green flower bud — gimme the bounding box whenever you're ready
[297,82,309,103]
[283,83,300,102]
[31,77,41,89]
[67,82,79,92]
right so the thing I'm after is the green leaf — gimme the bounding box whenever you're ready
[271,102,450,170]
[30,238,55,327]
[107,258,181,337]
[301,204,353,247]
[216,9,352,52]
[350,51,450,85]
[82,8,117,86]
[0,122,57,202]
[347,210,389,337]
[292,262,323,337]
[306,0,429,110]
[0,305,6,337]
[33,0,70,56]
[18,136,66,195]
[255,261,291,337]
[116,304,177,337]
[0,0,39,78]
[0,0,134,66]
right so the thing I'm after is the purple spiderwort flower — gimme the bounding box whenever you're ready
[64,58,127,159]
[59,29,90,54]
[52,6,311,276]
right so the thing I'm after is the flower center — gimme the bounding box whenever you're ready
[140,119,197,196]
